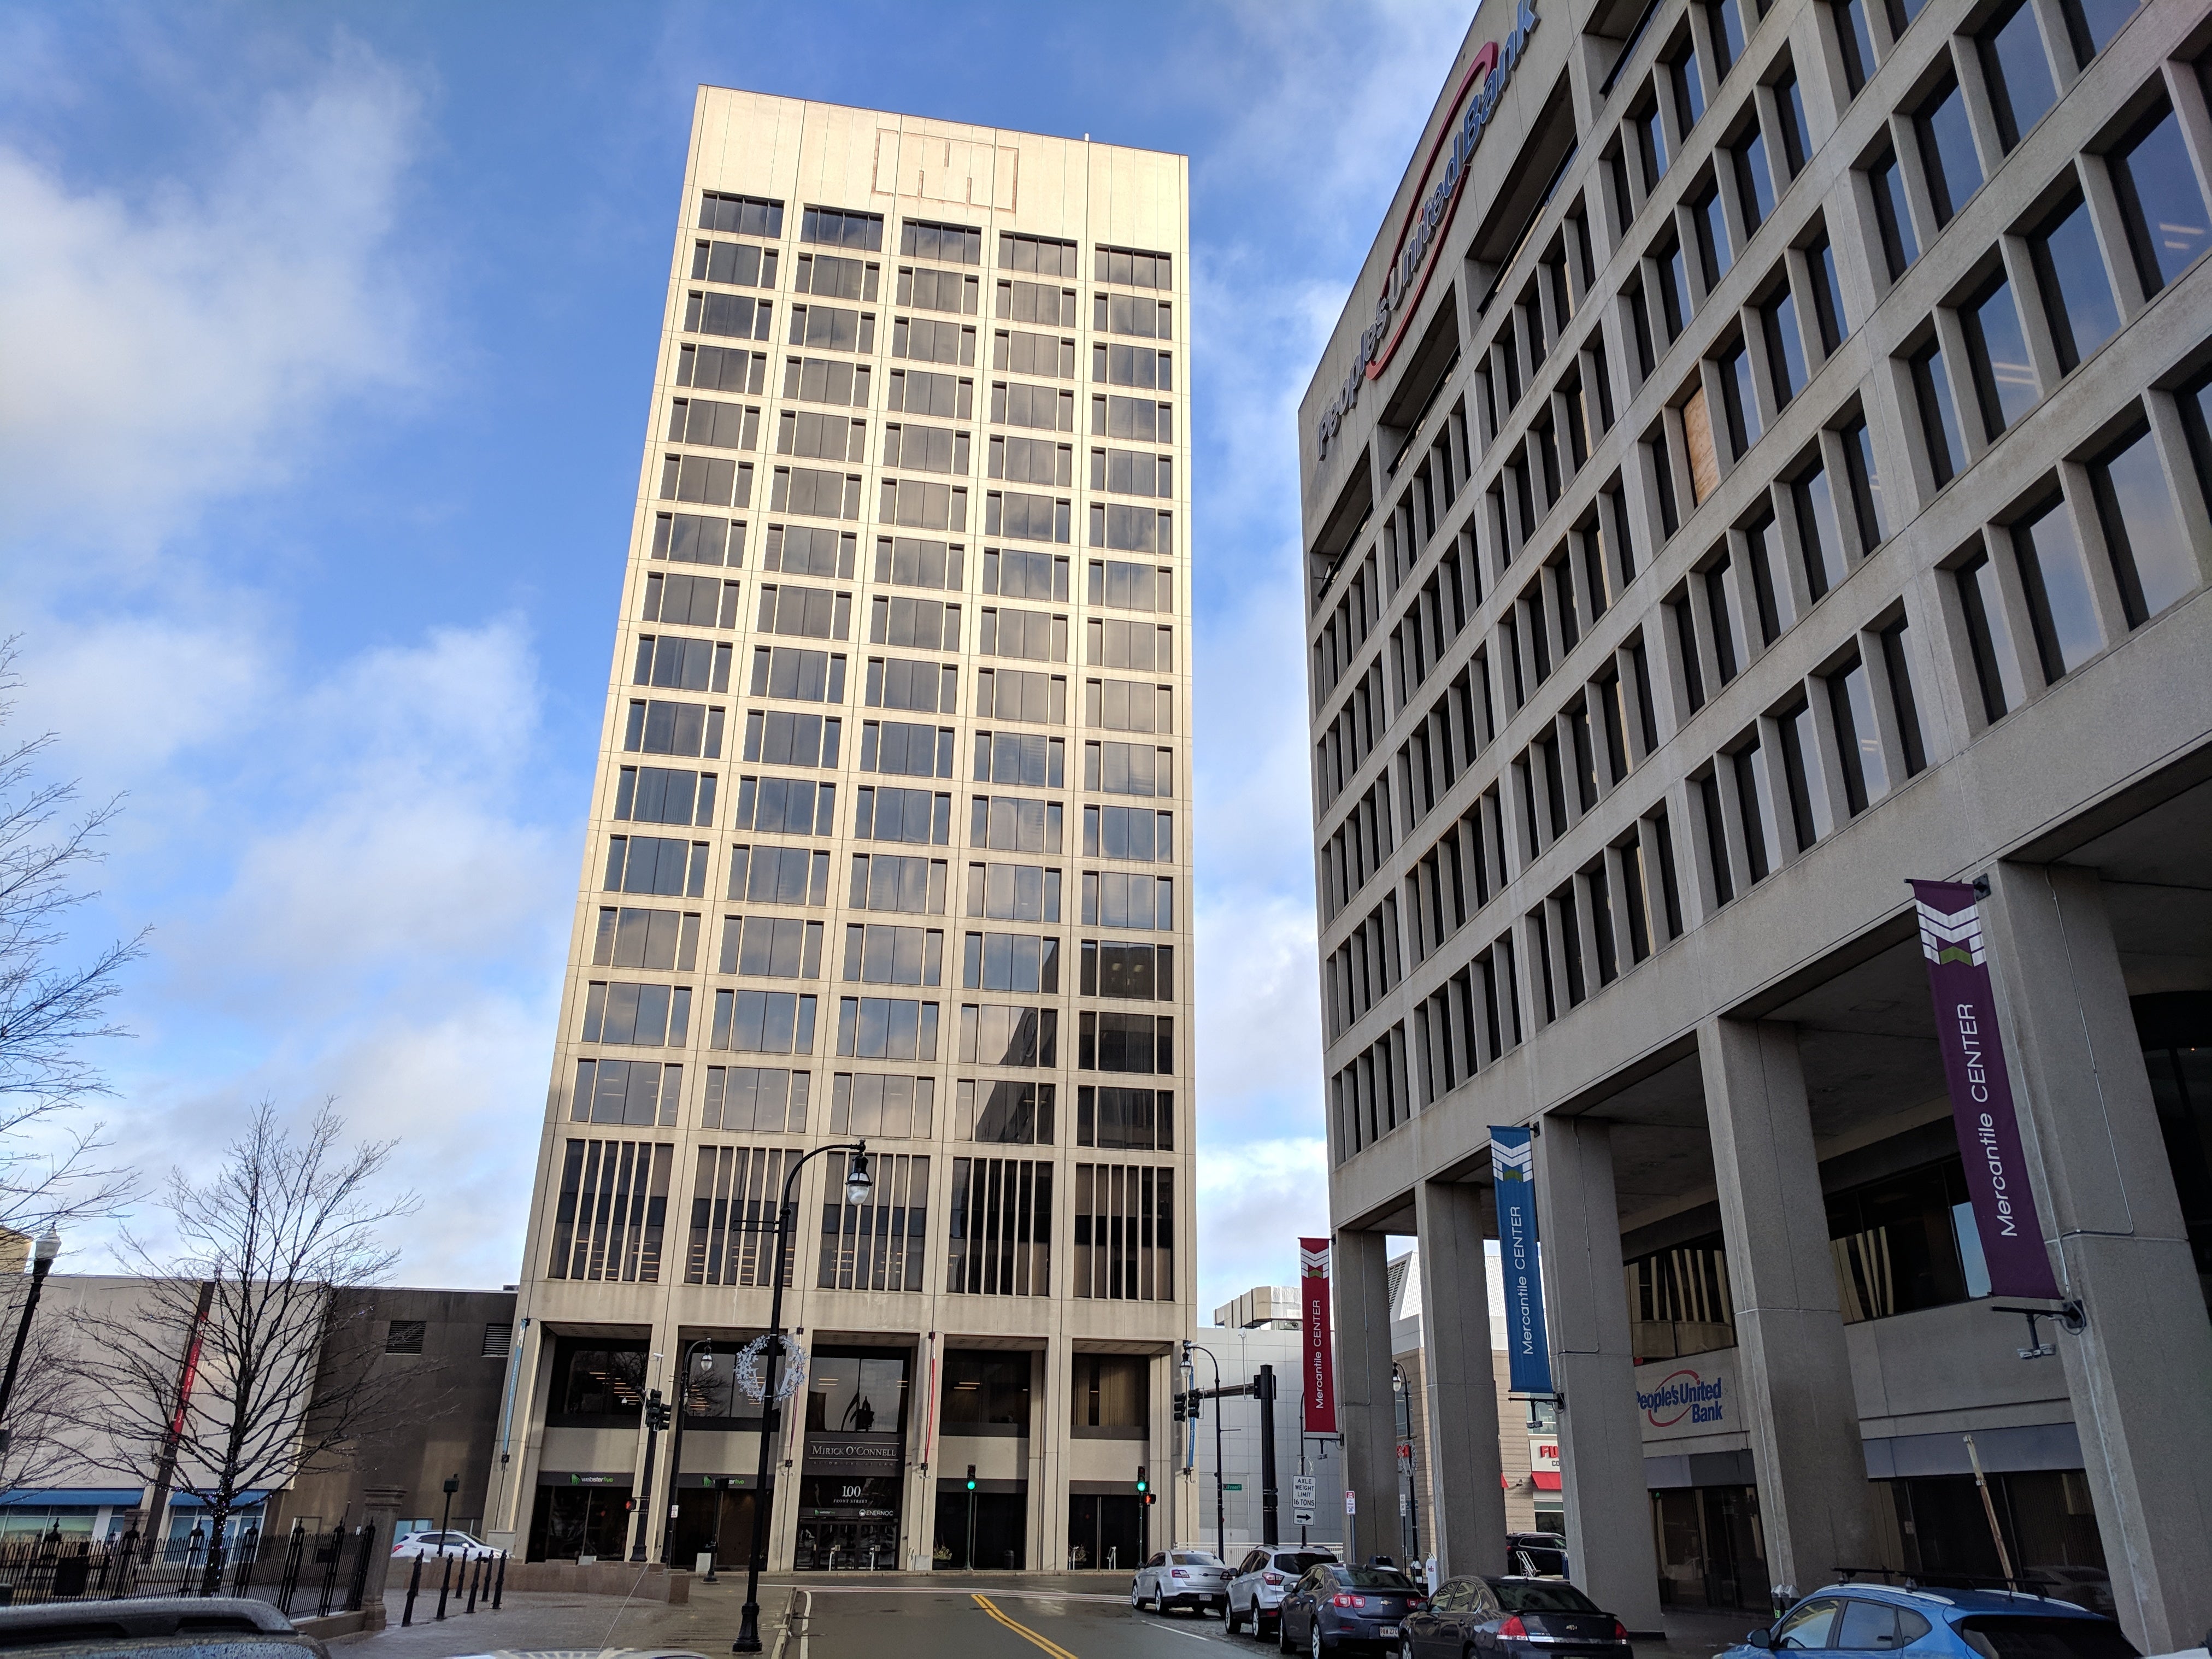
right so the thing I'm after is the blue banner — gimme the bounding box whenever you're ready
[1491,1126,1554,1395]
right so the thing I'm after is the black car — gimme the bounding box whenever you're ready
[1397,1574,1632,1659]
[1278,1563,1428,1655]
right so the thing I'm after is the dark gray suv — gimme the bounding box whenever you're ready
[1278,1563,1427,1655]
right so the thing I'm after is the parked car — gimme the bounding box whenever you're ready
[2022,1566,2119,1619]
[1504,1533,1569,1577]
[1397,1574,1629,1659]
[1277,1561,1427,1655]
[1720,1583,2137,1659]
[1132,1549,1233,1616]
[0,1596,328,1659]
[391,1529,498,1561]
[1228,1547,1340,1639]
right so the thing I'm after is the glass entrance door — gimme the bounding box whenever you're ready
[528,1486,633,1563]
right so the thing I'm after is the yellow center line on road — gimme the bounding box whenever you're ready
[973,1592,1086,1659]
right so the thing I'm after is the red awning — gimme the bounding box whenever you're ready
[1531,1472,1562,1491]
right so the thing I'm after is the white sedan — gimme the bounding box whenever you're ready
[1131,1549,1232,1615]
[392,1529,499,1561]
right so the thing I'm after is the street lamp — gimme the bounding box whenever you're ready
[732,1142,869,1656]
[0,1229,63,1457]
[1181,1341,1227,1574]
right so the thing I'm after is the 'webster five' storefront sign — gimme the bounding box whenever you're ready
[1316,0,1540,458]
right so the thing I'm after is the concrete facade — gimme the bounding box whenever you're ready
[1298,0,2212,1644]
[489,89,1197,1575]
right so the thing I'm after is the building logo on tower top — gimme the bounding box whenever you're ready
[1316,0,1540,458]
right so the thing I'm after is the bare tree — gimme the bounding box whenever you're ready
[79,1102,420,1591]
[0,637,142,1234]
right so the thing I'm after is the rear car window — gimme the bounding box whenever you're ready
[1956,1616,2139,1659]
[1173,1552,1220,1566]
[1279,1552,1336,1573]
[1491,1580,1602,1613]
[1341,1568,1417,1590]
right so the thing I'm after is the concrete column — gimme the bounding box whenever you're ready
[1334,1228,1401,1563]
[355,1485,405,1626]
[1536,1117,1665,1632]
[1980,862,2212,1653]
[1037,1338,1074,1569]
[1414,1179,1508,1578]
[1698,1016,1875,1594]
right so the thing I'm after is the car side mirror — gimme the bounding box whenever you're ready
[1746,1630,1774,1650]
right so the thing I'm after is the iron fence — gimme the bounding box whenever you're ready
[0,1521,378,1614]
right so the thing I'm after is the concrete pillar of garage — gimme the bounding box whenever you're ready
[1535,1116,1665,1633]
[1333,1228,1402,1564]
[1413,1178,1508,1579]
[1698,1016,1876,1597]
[1980,861,2212,1652]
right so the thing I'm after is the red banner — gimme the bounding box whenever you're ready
[1299,1237,1337,1433]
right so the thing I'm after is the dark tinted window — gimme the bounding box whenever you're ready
[1955,1616,2138,1659]
[1337,1567,1419,1590]
[1489,1579,1602,1612]
[1279,1552,1337,1573]
[1837,1599,1933,1648]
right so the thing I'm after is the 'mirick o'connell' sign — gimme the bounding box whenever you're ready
[1910,880,2062,1300]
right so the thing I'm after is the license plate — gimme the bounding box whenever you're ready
[1381,1627,1399,1639]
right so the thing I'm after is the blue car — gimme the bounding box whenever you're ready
[1723,1582,2136,1659]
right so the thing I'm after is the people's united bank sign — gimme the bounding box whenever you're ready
[1637,1368,1726,1429]
[1316,0,1541,458]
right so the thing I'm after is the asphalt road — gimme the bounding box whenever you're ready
[342,1574,1755,1659]
[796,1581,1244,1659]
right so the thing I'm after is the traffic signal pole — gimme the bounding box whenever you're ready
[1256,1366,1279,1547]
[632,1389,666,1562]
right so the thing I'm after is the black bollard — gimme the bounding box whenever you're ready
[465,1554,480,1614]
[434,1554,452,1622]
[492,1551,506,1610]
[402,1556,423,1627]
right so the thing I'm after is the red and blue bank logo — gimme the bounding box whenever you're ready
[1637,1369,1725,1428]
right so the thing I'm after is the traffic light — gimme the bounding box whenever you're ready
[965,1466,978,1492]
[643,1390,671,1432]
[1135,1466,1148,1494]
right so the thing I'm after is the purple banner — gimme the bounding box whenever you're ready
[1910,880,2062,1301]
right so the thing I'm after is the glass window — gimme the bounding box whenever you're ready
[1710,0,1752,78]
[1734,743,1773,881]
[1828,654,1890,811]
[1963,277,2037,434]
[940,1351,1032,1431]
[1735,130,1776,231]
[1721,341,1762,451]
[1869,149,1920,279]
[1695,180,1732,284]
[1807,235,1847,349]
[1795,464,1846,597]
[2029,196,2119,372]
[1776,1598,1843,1650]
[2089,427,2196,623]
[2059,0,2142,64]
[1828,1158,1981,1318]
[1774,67,1810,175]
[1957,551,2025,721]
[1979,0,2058,150]
[2109,106,2211,295]
[1778,701,1821,850]
[1662,235,1694,334]
[1910,340,1966,487]
[1638,100,1669,187]
[1880,619,1928,776]
[1672,45,1707,131]
[1917,77,1984,225]
[1764,288,1807,404]
[1833,0,1877,95]
[1843,416,1889,546]
[1952,1617,2139,1659]
[2014,498,2103,681]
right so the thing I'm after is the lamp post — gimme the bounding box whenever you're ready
[732,1142,871,1656]
[0,1229,62,1458]
[661,1338,716,1566]
[1390,1364,1420,1567]
[1180,1341,1226,1576]
[437,1476,458,1553]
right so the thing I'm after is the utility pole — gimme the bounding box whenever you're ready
[1255,1366,1280,1547]
[633,1390,667,1561]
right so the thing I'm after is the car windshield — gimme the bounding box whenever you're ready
[1956,1616,2139,1659]
[1492,1580,1602,1613]
[1174,1552,1220,1566]
[1338,1568,1417,1590]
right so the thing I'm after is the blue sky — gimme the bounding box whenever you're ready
[0,0,1469,1310]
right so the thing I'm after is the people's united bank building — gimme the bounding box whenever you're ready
[1296,0,2212,1646]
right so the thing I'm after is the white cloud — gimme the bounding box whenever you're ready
[0,41,423,570]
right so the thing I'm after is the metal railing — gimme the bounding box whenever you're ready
[0,1521,379,1612]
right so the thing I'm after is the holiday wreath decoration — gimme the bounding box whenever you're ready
[734,1332,808,1402]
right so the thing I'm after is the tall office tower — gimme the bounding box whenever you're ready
[487,90,1195,1576]
[1298,0,2212,1645]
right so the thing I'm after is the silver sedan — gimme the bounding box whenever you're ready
[1132,1548,1233,1615]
